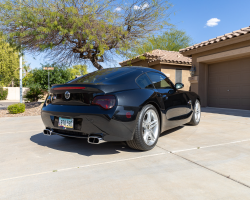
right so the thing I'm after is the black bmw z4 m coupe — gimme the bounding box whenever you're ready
[41,66,201,151]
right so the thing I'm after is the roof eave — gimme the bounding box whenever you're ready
[159,61,192,66]
[119,57,148,66]
[180,30,250,56]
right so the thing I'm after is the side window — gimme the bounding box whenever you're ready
[136,73,154,89]
[175,69,182,83]
[147,72,174,89]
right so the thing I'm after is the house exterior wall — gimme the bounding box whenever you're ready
[160,64,191,91]
[183,37,250,107]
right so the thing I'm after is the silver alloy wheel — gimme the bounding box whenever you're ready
[142,109,159,146]
[194,101,201,122]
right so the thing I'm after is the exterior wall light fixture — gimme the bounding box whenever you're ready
[190,65,196,77]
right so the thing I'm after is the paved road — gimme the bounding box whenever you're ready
[1,108,250,199]
[0,101,20,110]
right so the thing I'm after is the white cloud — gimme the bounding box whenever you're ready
[134,3,149,10]
[114,7,122,12]
[141,3,149,9]
[206,18,221,27]
[134,5,140,10]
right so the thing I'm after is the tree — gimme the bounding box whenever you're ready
[68,65,88,80]
[25,63,72,90]
[0,0,171,70]
[129,28,192,57]
[0,33,19,86]
[23,63,31,77]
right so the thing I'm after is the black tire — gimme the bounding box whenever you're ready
[126,104,160,151]
[188,99,201,126]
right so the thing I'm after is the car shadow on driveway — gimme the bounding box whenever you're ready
[160,126,184,137]
[30,133,138,156]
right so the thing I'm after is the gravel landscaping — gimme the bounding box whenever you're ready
[0,102,43,117]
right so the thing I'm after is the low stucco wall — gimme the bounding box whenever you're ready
[3,87,29,101]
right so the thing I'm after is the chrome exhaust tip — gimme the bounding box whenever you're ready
[43,129,52,136]
[88,136,104,144]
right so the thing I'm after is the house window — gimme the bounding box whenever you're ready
[175,69,182,83]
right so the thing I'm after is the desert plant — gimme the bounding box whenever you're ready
[0,86,8,100]
[24,84,43,102]
[7,103,25,114]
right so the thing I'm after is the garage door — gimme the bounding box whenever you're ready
[208,57,250,110]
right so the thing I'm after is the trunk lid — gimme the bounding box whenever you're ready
[50,84,104,106]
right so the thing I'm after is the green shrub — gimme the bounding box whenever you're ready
[0,86,8,100]
[24,84,43,102]
[7,103,25,114]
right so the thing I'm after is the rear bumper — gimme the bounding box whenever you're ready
[41,104,138,141]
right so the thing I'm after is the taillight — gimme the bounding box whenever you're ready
[92,95,116,109]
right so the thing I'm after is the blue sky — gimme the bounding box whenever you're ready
[25,0,250,73]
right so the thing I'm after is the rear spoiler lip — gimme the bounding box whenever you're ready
[50,84,105,93]
[51,83,105,87]
[54,86,86,90]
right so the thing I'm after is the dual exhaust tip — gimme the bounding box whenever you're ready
[43,129,53,136]
[43,129,103,144]
[87,136,104,144]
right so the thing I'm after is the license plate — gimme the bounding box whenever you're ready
[58,117,74,129]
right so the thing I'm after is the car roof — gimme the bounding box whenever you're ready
[68,66,164,85]
[121,66,162,73]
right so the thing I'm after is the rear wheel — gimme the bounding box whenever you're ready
[127,104,160,151]
[188,99,201,126]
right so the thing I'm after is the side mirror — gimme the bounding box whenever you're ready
[175,83,184,90]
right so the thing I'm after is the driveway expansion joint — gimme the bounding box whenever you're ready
[156,145,250,190]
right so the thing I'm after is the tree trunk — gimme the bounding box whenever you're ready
[90,58,103,70]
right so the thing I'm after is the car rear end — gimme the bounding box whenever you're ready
[41,67,142,143]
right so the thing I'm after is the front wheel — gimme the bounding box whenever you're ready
[188,99,201,126]
[126,104,160,151]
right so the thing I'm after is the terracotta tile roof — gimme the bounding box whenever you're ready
[119,49,192,65]
[179,26,250,53]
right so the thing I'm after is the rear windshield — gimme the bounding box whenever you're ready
[69,67,135,84]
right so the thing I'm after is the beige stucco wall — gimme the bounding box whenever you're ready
[3,87,29,101]
[184,36,250,107]
[161,64,191,91]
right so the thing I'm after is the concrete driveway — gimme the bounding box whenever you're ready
[1,107,250,200]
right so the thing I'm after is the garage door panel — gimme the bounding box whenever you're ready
[208,57,250,110]
[241,86,250,98]
[240,99,250,110]
[228,73,242,85]
[218,75,230,85]
[208,75,218,85]
[241,72,250,84]
[218,86,230,97]
[228,86,241,97]
[218,98,228,108]
[227,98,242,109]
[208,98,221,107]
